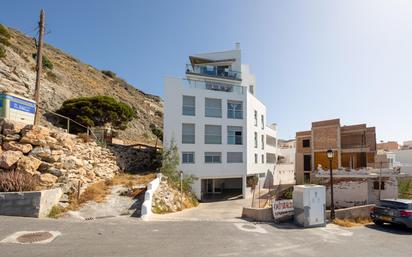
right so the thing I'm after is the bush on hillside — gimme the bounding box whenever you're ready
[0,46,5,59]
[32,53,54,70]
[56,96,136,133]
[0,24,11,59]
[0,24,11,39]
[101,70,116,78]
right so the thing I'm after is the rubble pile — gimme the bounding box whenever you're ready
[0,119,120,198]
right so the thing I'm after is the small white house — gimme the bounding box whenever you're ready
[0,91,36,125]
[163,44,278,200]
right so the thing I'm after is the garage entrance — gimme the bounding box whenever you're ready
[201,177,243,201]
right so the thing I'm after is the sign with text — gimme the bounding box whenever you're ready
[272,199,294,220]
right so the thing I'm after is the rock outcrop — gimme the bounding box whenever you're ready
[0,119,120,196]
[0,25,163,144]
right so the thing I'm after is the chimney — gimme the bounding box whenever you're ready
[235,42,240,50]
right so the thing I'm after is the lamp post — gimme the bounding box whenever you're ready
[180,171,183,210]
[326,148,335,220]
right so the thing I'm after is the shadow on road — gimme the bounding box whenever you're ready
[365,224,412,235]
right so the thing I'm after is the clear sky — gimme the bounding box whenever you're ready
[1,0,411,143]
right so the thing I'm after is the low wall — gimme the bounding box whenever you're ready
[0,188,62,218]
[141,173,162,221]
[241,207,274,222]
[326,204,375,219]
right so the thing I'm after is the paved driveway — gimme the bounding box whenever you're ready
[151,198,250,222]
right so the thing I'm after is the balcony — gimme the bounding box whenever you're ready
[186,64,241,80]
[182,79,244,94]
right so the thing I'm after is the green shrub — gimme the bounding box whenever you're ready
[101,70,116,78]
[399,178,412,199]
[0,36,10,46]
[0,46,5,59]
[0,24,11,39]
[32,53,54,70]
[48,205,63,218]
[246,175,258,189]
[0,171,39,192]
[57,96,136,133]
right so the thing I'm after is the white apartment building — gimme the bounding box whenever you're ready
[164,45,277,200]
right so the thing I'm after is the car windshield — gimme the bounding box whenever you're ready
[379,200,409,210]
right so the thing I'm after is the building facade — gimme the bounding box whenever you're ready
[163,45,277,200]
[295,118,377,184]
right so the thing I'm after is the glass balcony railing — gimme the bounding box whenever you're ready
[186,64,241,80]
[182,79,244,94]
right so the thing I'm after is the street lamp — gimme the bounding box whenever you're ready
[326,148,335,220]
[180,171,184,210]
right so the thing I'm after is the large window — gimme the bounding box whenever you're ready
[254,110,258,126]
[304,155,311,171]
[266,153,276,164]
[205,98,222,118]
[227,126,243,145]
[205,152,222,163]
[182,152,195,164]
[227,100,243,119]
[302,139,310,148]
[261,135,265,149]
[205,125,222,144]
[266,135,277,147]
[227,152,243,163]
[182,95,195,116]
[254,132,258,148]
[182,123,195,144]
[261,115,264,129]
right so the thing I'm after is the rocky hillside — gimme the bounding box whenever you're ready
[0,25,163,144]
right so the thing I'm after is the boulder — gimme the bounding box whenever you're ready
[29,146,52,161]
[0,150,23,169]
[20,125,50,146]
[38,161,53,172]
[2,119,26,135]
[39,173,58,187]
[46,167,63,177]
[62,156,83,169]
[3,134,21,141]
[3,141,33,153]
[16,156,42,175]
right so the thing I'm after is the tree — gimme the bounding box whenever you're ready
[57,96,136,133]
[150,123,163,149]
[160,138,194,193]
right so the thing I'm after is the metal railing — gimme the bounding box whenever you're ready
[182,79,244,94]
[186,64,241,80]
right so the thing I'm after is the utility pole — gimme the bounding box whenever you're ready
[34,9,45,126]
[379,161,382,201]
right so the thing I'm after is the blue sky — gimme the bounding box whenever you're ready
[1,0,411,142]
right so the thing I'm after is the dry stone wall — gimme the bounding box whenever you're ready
[0,119,120,199]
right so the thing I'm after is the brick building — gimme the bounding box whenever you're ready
[377,141,399,152]
[295,118,377,184]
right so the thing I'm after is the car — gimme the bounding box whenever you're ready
[370,199,412,229]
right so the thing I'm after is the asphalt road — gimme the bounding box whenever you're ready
[0,216,411,257]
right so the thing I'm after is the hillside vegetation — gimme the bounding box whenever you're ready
[0,25,163,144]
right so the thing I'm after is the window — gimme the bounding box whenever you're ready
[266,153,276,164]
[304,155,311,171]
[182,152,195,164]
[302,139,310,148]
[261,115,264,129]
[261,154,265,164]
[261,135,265,149]
[205,125,222,144]
[266,135,277,146]
[249,85,254,94]
[227,152,243,163]
[373,181,385,190]
[205,152,222,163]
[254,132,258,148]
[254,110,258,126]
[205,98,222,118]
[182,96,195,116]
[227,126,243,145]
[182,123,195,144]
[254,154,258,164]
[227,100,243,119]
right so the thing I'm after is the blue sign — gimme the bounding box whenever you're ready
[10,101,36,114]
